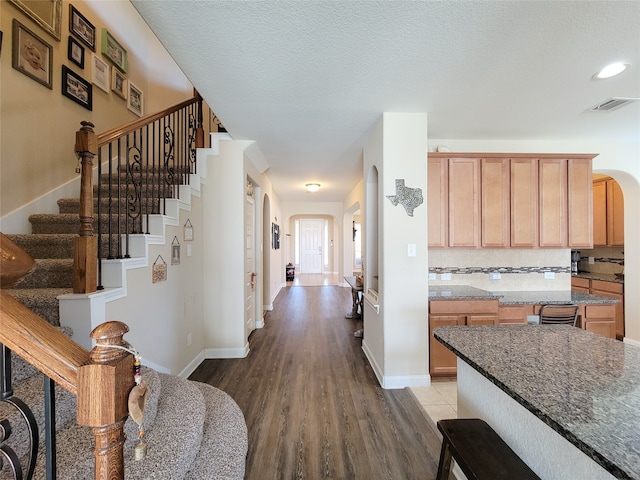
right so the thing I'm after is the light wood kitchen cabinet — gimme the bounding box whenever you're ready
[593,180,608,245]
[590,279,624,340]
[427,153,596,249]
[607,179,624,246]
[498,305,534,324]
[539,158,568,247]
[481,158,510,247]
[427,158,448,248]
[510,158,539,247]
[570,276,590,294]
[429,299,498,376]
[593,177,624,246]
[448,158,480,247]
[568,159,594,248]
[581,304,616,339]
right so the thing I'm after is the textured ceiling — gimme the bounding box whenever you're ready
[132,1,640,202]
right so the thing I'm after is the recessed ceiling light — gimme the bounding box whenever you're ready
[592,63,630,80]
[305,183,321,192]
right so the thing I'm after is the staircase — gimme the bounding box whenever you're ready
[1,102,248,479]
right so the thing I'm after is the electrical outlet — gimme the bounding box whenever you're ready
[544,271,555,280]
[187,244,192,257]
[428,273,436,280]
[588,257,595,264]
[441,273,452,281]
[407,243,416,257]
[489,272,501,280]
[187,333,192,346]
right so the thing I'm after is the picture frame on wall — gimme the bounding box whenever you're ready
[111,68,127,100]
[61,65,92,110]
[101,28,127,73]
[12,19,53,89]
[68,35,84,68]
[69,4,95,51]
[127,81,143,116]
[91,53,109,92]
[9,0,62,41]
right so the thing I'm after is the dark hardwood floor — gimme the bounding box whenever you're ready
[189,285,441,479]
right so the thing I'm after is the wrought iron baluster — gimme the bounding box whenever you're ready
[44,377,56,480]
[1,345,39,480]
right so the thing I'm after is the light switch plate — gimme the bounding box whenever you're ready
[408,243,416,257]
[428,273,436,280]
[441,273,452,281]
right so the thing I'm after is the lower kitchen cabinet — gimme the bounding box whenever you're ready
[429,299,498,377]
[590,280,624,339]
[498,305,533,324]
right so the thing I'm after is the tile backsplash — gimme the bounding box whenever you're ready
[576,246,624,275]
[429,249,570,291]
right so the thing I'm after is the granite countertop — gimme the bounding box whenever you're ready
[428,286,619,304]
[428,285,502,299]
[434,325,640,479]
[574,272,625,284]
[496,291,619,305]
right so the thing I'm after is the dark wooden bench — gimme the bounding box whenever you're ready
[436,418,541,480]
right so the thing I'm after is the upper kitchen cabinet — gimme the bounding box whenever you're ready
[593,176,625,246]
[427,153,596,249]
[448,158,480,247]
[428,158,448,248]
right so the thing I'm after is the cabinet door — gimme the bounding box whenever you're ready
[591,280,624,340]
[510,159,538,247]
[429,315,463,377]
[582,304,616,339]
[428,158,448,247]
[607,179,624,246]
[498,305,532,324]
[481,158,510,248]
[449,159,480,247]
[567,159,593,248]
[592,179,607,246]
[539,159,568,247]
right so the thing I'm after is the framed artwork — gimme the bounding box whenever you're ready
[12,19,53,89]
[152,255,167,283]
[61,65,92,110]
[183,219,194,241]
[272,223,280,250]
[91,53,109,92]
[68,36,84,68]
[111,68,127,99]
[9,0,62,41]
[127,81,143,116]
[69,4,95,51]
[101,28,127,73]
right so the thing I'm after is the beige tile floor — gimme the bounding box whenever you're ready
[409,380,458,434]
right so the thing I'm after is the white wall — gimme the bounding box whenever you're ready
[429,139,640,343]
[363,113,430,389]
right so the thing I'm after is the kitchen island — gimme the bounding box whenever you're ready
[428,286,620,376]
[434,325,640,479]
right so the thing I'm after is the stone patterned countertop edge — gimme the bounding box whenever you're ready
[434,325,639,480]
[427,285,619,304]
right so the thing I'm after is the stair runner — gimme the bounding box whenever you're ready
[2,174,248,479]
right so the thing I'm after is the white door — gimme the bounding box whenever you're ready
[300,219,323,273]
[245,196,256,336]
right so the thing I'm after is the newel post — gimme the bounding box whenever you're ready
[74,121,98,293]
[77,321,135,480]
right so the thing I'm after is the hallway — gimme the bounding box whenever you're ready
[189,285,441,479]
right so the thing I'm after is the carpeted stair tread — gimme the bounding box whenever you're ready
[11,258,73,289]
[57,197,162,215]
[5,234,75,259]
[4,288,71,325]
[36,372,206,480]
[185,382,248,480]
[29,213,136,235]
[0,372,78,462]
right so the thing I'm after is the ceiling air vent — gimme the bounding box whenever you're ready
[588,97,639,112]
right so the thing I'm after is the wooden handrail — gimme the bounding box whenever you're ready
[97,94,203,146]
[0,291,89,395]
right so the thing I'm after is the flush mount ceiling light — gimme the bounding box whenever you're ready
[592,63,630,80]
[305,183,321,192]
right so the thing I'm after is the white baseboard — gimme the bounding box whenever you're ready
[624,337,640,348]
[204,344,250,359]
[177,350,206,378]
[361,340,431,389]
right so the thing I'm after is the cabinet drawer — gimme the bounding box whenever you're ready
[571,277,590,289]
[591,280,623,294]
[467,315,498,326]
[498,305,531,324]
[429,299,499,315]
[585,304,616,319]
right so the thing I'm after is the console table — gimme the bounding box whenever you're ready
[344,276,363,319]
